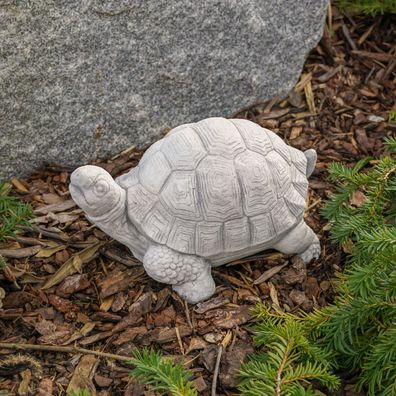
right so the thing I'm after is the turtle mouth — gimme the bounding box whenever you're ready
[69,184,89,209]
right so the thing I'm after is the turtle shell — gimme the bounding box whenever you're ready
[119,117,308,258]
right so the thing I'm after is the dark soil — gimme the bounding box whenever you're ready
[0,7,395,396]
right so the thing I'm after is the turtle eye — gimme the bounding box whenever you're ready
[94,180,109,196]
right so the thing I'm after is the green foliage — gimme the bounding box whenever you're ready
[338,0,396,15]
[239,139,396,395]
[388,111,396,123]
[237,305,340,396]
[314,139,396,395]
[129,348,197,396]
[0,183,32,241]
[69,390,92,396]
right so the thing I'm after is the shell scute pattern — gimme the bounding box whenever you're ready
[160,171,203,221]
[231,118,273,156]
[167,218,196,254]
[235,150,277,216]
[194,118,246,159]
[269,132,292,164]
[265,151,293,197]
[141,201,174,244]
[289,146,307,175]
[139,139,163,164]
[160,127,207,170]
[196,222,223,256]
[138,151,171,194]
[128,117,310,256]
[283,186,306,219]
[196,156,243,222]
[116,167,139,189]
[126,182,157,223]
[249,212,276,244]
[291,163,309,198]
[224,217,250,252]
[271,198,296,235]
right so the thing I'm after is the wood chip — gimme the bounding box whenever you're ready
[253,263,288,285]
[11,178,30,193]
[66,354,97,395]
[0,246,41,258]
[111,293,152,333]
[98,270,142,298]
[151,325,192,344]
[195,296,230,314]
[352,50,396,62]
[317,65,342,83]
[211,306,253,329]
[268,282,280,308]
[113,326,147,346]
[259,108,289,120]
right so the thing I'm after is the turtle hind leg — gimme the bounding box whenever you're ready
[272,220,321,263]
[143,245,215,304]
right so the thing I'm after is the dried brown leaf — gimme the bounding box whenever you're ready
[35,245,66,258]
[268,282,280,308]
[42,242,104,290]
[195,296,230,314]
[34,199,76,215]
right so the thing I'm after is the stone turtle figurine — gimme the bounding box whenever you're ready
[69,117,320,303]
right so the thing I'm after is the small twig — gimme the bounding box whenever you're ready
[175,326,185,355]
[184,300,193,330]
[0,342,131,363]
[20,225,69,242]
[342,24,357,51]
[327,1,332,34]
[211,345,223,396]
[306,198,322,212]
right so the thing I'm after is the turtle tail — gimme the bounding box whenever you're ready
[304,149,317,177]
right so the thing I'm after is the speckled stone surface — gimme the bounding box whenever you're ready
[0,0,327,180]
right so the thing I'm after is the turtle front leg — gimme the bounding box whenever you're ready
[143,245,215,304]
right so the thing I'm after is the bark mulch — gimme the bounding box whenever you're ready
[0,7,395,396]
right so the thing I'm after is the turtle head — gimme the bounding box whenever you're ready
[69,165,124,219]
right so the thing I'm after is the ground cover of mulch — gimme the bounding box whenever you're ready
[0,6,395,396]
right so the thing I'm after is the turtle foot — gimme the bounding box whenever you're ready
[173,271,215,304]
[299,240,321,263]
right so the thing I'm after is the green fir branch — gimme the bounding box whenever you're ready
[315,138,396,395]
[129,348,197,396]
[238,305,339,396]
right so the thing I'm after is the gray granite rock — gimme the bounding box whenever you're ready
[0,0,327,180]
